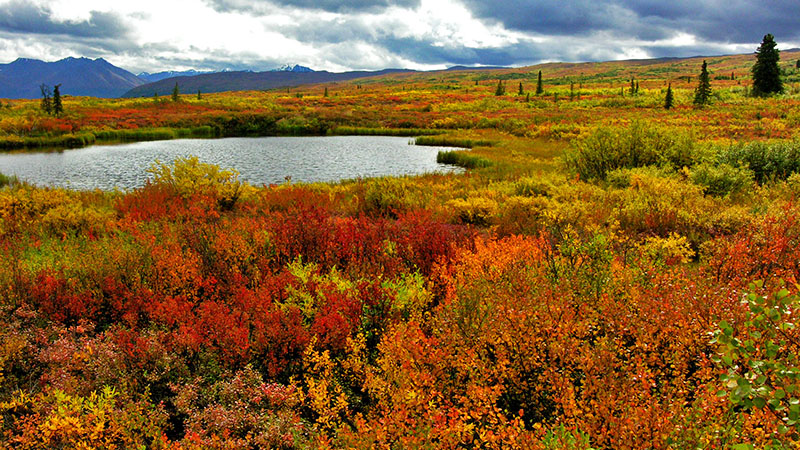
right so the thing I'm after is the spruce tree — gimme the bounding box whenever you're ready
[172,82,180,102]
[664,83,674,110]
[197,89,202,100]
[518,82,524,95]
[796,60,800,69]
[751,34,783,96]
[52,84,63,117]
[324,87,329,97]
[495,79,505,96]
[40,84,52,115]
[693,60,712,107]
[536,70,543,94]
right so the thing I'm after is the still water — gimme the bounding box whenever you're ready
[0,136,462,190]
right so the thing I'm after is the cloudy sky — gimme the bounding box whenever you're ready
[0,0,797,74]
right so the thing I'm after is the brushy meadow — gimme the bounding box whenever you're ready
[1,51,800,449]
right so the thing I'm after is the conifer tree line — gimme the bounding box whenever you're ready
[663,33,785,109]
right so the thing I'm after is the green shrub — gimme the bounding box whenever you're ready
[563,122,696,180]
[364,178,411,217]
[716,140,800,184]
[0,172,19,188]
[690,163,755,197]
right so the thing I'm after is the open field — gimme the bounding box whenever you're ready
[1,52,800,448]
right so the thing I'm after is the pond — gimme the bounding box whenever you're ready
[0,136,463,190]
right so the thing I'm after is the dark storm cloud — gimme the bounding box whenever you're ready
[377,36,548,67]
[0,1,129,39]
[205,0,420,14]
[459,0,800,43]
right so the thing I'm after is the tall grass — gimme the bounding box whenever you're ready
[0,126,217,152]
[436,150,492,169]
[0,172,19,187]
[414,136,495,148]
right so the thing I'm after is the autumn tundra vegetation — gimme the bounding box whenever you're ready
[0,39,800,449]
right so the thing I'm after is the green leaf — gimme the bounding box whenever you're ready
[753,396,766,408]
[775,389,786,400]
[732,443,754,450]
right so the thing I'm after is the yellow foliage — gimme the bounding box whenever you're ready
[303,338,350,433]
[447,196,498,226]
[147,156,244,208]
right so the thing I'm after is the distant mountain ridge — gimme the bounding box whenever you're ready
[0,57,145,99]
[272,64,314,73]
[138,69,215,83]
[138,64,315,83]
[122,68,413,98]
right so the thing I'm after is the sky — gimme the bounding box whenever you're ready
[0,0,798,74]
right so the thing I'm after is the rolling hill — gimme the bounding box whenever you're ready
[122,68,414,98]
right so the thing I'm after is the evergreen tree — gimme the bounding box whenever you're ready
[40,84,52,115]
[664,83,674,110]
[569,81,574,100]
[693,60,712,107]
[796,60,800,69]
[630,77,636,94]
[518,82,524,95]
[324,87,329,97]
[751,34,783,96]
[495,79,505,96]
[525,93,530,102]
[172,82,180,102]
[52,84,63,117]
[197,89,202,100]
[536,70,543,94]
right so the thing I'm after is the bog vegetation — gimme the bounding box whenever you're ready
[1,48,800,449]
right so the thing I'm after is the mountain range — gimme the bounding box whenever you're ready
[122,68,413,98]
[0,57,410,99]
[0,57,146,99]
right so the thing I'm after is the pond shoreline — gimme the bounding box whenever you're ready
[0,135,466,191]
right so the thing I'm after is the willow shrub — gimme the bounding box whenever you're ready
[564,122,697,180]
[716,140,800,184]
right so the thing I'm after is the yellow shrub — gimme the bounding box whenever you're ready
[147,156,243,209]
[447,197,498,226]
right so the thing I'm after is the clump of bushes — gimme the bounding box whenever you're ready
[563,122,696,180]
[447,196,498,226]
[689,162,755,197]
[716,140,800,183]
[147,156,244,209]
